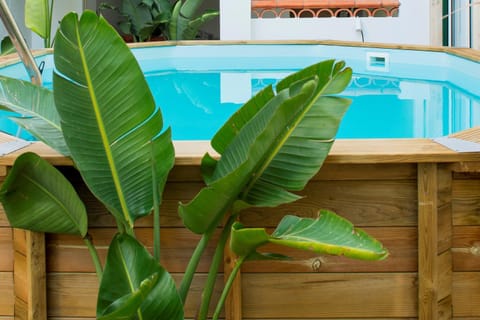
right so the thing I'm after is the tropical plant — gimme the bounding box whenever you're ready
[24,0,56,47]
[0,36,15,55]
[99,0,218,41]
[1,0,55,54]
[0,10,388,320]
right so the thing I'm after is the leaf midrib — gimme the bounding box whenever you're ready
[74,19,132,229]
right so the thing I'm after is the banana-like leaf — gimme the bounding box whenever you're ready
[1,37,15,56]
[180,60,352,234]
[180,10,219,40]
[97,273,159,320]
[168,0,218,40]
[0,76,69,155]
[53,11,174,230]
[97,233,183,320]
[231,210,388,261]
[0,152,87,236]
[25,0,49,39]
[167,1,182,40]
[121,0,154,41]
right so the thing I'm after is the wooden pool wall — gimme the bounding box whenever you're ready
[1,137,480,319]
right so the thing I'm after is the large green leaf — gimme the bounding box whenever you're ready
[180,60,352,234]
[231,210,388,261]
[0,76,69,155]
[98,273,159,320]
[168,0,218,40]
[97,233,183,320]
[53,11,174,230]
[120,0,154,41]
[25,0,49,39]
[0,152,87,236]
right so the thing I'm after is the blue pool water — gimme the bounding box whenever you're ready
[1,44,479,140]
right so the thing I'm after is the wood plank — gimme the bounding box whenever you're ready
[0,272,13,316]
[47,228,219,273]
[13,251,27,303]
[452,178,480,226]
[25,231,46,320]
[14,297,27,320]
[47,273,222,318]
[453,272,480,317]
[0,228,12,272]
[437,251,452,302]
[0,208,8,227]
[47,226,416,274]
[242,227,416,273]
[81,181,205,228]
[438,295,452,320]
[4,136,480,168]
[13,231,46,320]
[313,163,417,181]
[13,229,26,256]
[452,226,480,272]
[241,179,417,228]
[417,163,438,320]
[241,273,417,318]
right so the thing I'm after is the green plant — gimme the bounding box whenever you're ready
[1,0,55,53]
[0,10,388,320]
[0,36,15,55]
[24,0,56,47]
[99,0,218,42]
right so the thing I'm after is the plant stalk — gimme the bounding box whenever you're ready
[83,233,103,281]
[152,152,161,261]
[46,0,54,47]
[212,255,246,320]
[178,230,213,303]
[153,196,161,261]
[197,215,236,320]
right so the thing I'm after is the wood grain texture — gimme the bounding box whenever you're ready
[452,178,480,226]
[25,231,46,320]
[0,272,13,316]
[417,163,438,320]
[0,207,9,227]
[46,228,219,273]
[241,273,418,318]
[0,228,12,272]
[452,226,480,272]
[47,273,223,318]
[47,226,415,274]
[453,272,480,317]
[241,179,417,228]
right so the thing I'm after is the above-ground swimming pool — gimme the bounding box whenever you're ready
[0,41,479,141]
[4,42,480,320]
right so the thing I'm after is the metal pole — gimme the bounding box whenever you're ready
[0,0,42,85]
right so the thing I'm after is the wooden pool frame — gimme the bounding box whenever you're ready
[1,41,480,320]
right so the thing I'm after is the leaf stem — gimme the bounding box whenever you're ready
[83,233,103,281]
[212,255,246,320]
[152,152,160,261]
[197,215,236,320]
[46,0,54,47]
[178,230,213,303]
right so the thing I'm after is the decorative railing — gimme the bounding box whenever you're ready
[252,0,400,18]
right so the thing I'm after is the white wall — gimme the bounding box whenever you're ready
[221,0,436,46]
